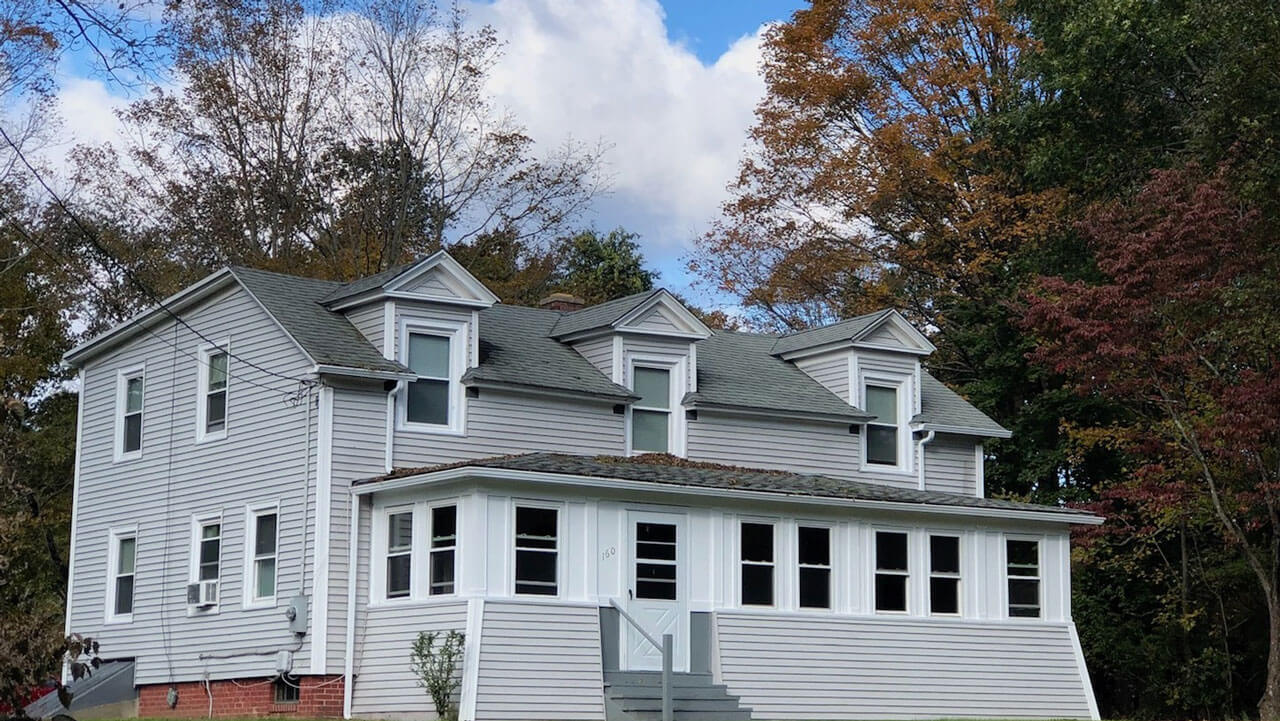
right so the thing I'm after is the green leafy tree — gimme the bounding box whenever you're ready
[556,228,656,305]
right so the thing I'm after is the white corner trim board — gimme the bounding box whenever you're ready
[310,385,334,671]
[459,597,485,721]
[342,495,361,719]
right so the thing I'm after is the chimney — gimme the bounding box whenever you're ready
[539,292,586,312]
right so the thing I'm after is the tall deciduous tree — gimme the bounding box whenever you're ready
[1025,163,1280,719]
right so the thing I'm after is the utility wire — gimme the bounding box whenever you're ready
[0,125,317,389]
[2,209,308,402]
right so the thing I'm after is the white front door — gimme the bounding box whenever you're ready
[624,510,688,671]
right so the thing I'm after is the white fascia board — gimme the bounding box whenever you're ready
[914,422,1013,439]
[383,251,500,305]
[613,289,712,338]
[313,364,415,382]
[62,269,237,367]
[353,466,1104,526]
[850,309,937,353]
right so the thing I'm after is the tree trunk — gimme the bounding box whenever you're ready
[1261,600,1280,720]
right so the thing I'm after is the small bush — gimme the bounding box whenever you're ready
[409,630,465,721]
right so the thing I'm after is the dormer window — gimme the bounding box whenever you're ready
[631,366,671,453]
[865,384,900,466]
[407,333,451,425]
[399,319,467,434]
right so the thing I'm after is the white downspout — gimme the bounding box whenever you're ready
[342,493,360,719]
[917,430,936,491]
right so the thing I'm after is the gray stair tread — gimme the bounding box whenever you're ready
[623,712,753,721]
[607,685,737,700]
[603,670,753,721]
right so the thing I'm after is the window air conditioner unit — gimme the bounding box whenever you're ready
[186,580,219,608]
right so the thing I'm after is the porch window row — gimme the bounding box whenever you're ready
[738,523,1042,618]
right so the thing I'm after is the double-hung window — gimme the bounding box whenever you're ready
[631,366,672,453]
[107,531,136,621]
[197,521,221,582]
[198,347,229,441]
[928,534,961,615]
[797,526,831,609]
[247,510,278,604]
[116,369,144,460]
[406,332,452,427]
[1006,538,1041,618]
[874,530,909,612]
[386,511,413,599]
[430,505,457,596]
[514,506,558,596]
[865,384,900,466]
[740,522,775,606]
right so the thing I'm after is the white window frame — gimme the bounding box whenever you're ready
[858,371,913,474]
[104,526,138,624]
[243,503,280,609]
[872,527,911,614]
[426,500,460,597]
[397,318,468,435]
[737,518,778,609]
[1003,534,1044,620]
[188,513,223,614]
[371,503,417,603]
[927,532,962,616]
[795,522,834,612]
[114,365,145,462]
[511,500,564,598]
[195,341,230,443]
[625,353,688,457]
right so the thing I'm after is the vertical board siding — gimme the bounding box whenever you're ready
[345,303,386,351]
[393,391,624,468]
[348,601,469,717]
[794,352,850,402]
[715,613,1094,720]
[71,285,318,685]
[571,336,614,377]
[326,385,390,670]
[474,602,605,721]
[924,434,977,495]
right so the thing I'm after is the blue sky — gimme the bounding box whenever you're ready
[51,0,807,305]
[660,1,804,62]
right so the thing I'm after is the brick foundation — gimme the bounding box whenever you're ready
[138,675,344,718]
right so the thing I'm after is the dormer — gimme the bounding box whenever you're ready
[323,251,499,435]
[774,310,936,475]
[551,289,712,456]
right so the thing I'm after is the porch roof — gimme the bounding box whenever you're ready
[355,452,1102,524]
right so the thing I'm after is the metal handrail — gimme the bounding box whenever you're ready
[609,598,673,721]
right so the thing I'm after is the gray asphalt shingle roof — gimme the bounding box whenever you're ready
[231,267,409,374]
[466,305,638,401]
[318,261,417,305]
[686,330,871,420]
[363,452,1094,520]
[226,265,1005,435]
[915,371,1008,436]
[548,289,660,338]
[770,309,893,355]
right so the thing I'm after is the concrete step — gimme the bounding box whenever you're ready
[621,711,753,721]
[604,671,717,687]
[619,697,751,713]
[607,685,737,700]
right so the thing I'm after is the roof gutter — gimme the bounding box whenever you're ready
[354,465,1104,526]
[914,422,1013,439]
[314,364,416,382]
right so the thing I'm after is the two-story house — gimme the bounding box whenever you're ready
[61,251,1101,721]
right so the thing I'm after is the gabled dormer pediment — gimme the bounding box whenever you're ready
[550,289,711,342]
[771,309,935,359]
[322,250,500,311]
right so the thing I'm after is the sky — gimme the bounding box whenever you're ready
[49,0,806,302]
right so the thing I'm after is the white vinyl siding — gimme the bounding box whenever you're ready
[474,601,606,720]
[67,283,317,684]
[715,613,1095,719]
[348,601,468,718]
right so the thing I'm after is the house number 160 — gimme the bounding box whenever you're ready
[601,546,616,560]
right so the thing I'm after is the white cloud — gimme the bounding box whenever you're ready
[471,0,768,281]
